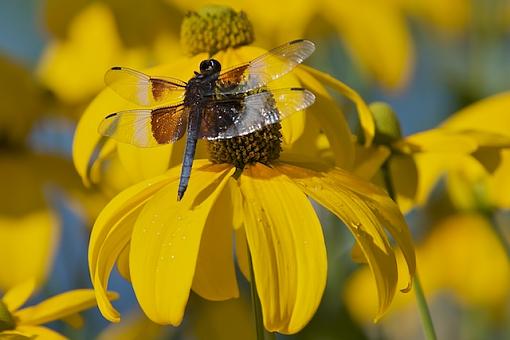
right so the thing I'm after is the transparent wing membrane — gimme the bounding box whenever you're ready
[98,105,187,147]
[105,67,186,106]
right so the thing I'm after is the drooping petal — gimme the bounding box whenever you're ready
[352,144,391,180]
[130,164,234,325]
[300,65,375,147]
[395,128,478,154]
[293,67,355,169]
[13,326,66,340]
[192,177,240,301]
[2,279,36,313]
[240,164,327,334]
[116,243,131,282]
[278,162,415,319]
[117,143,174,183]
[14,289,117,326]
[88,165,183,321]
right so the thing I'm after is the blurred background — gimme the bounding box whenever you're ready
[0,0,509,339]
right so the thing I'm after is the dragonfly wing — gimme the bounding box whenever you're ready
[99,105,187,147]
[213,40,315,95]
[105,66,187,106]
[199,88,315,140]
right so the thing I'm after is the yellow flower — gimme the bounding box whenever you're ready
[356,101,510,213]
[89,157,415,333]
[80,6,413,333]
[0,279,117,339]
[344,213,510,327]
[440,91,510,211]
[170,0,413,90]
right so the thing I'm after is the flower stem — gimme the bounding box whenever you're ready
[248,248,269,340]
[484,211,510,261]
[381,160,437,340]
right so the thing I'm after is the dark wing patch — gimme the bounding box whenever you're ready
[198,99,243,139]
[212,40,315,96]
[98,104,186,147]
[199,88,315,140]
[105,66,186,106]
[151,106,188,144]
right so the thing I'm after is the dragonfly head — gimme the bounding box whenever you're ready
[199,59,221,76]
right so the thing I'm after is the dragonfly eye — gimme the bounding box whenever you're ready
[199,59,221,74]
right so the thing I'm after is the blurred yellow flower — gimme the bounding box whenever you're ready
[344,213,510,327]
[440,91,510,211]
[0,154,86,291]
[38,2,149,105]
[0,279,117,339]
[0,55,50,145]
[357,101,510,213]
[170,0,413,90]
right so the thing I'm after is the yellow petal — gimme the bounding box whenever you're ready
[388,154,418,214]
[352,145,391,180]
[300,65,375,147]
[13,326,66,340]
[192,178,239,301]
[278,162,415,319]
[117,143,175,183]
[37,2,148,104]
[2,279,36,313]
[61,313,84,329]
[0,330,35,339]
[321,0,413,90]
[0,211,59,291]
[240,164,327,334]
[293,67,355,169]
[413,153,467,206]
[14,289,117,326]
[235,227,251,281]
[441,91,510,137]
[116,243,131,282]
[89,167,182,322]
[396,129,478,154]
[130,164,233,325]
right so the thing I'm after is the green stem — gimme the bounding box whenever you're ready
[484,211,510,261]
[413,274,437,340]
[381,160,437,340]
[248,248,270,340]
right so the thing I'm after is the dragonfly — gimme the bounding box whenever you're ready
[99,39,316,200]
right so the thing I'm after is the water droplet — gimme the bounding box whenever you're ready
[142,228,147,233]
[156,231,161,236]
[176,215,183,221]
[181,235,187,241]
[352,221,362,230]
[167,241,173,247]
[170,255,175,261]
